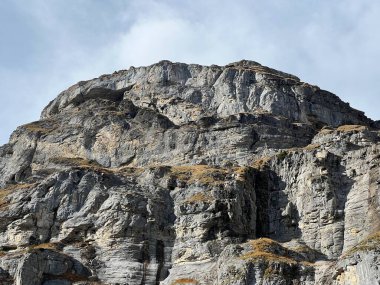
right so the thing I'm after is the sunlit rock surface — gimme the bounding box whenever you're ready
[0,60,379,285]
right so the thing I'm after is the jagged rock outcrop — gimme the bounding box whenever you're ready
[15,249,91,285]
[0,60,379,285]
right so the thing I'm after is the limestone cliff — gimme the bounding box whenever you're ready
[0,60,379,285]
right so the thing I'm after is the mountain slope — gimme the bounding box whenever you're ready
[0,60,379,285]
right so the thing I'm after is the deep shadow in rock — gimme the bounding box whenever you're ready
[254,168,302,242]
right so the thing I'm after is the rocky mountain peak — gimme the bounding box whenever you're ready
[0,60,379,285]
[41,60,370,128]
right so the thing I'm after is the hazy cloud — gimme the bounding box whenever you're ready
[1,0,379,144]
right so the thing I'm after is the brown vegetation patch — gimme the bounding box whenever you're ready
[116,166,144,176]
[169,165,248,186]
[185,192,213,204]
[318,128,334,135]
[240,238,297,264]
[28,242,64,252]
[50,157,143,177]
[336,125,367,133]
[252,156,272,169]
[302,143,321,151]
[0,183,36,209]
[263,266,276,277]
[233,166,251,181]
[345,231,380,256]
[22,119,58,135]
[170,165,226,186]
[172,278,198,285]
[253,108,270,115]
[286,143,322,153]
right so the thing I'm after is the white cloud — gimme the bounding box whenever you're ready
[0,0,379,145]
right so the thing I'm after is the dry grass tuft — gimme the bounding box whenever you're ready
[185,192,213,204]
[318,128,334,135]
[116,166,144,177]
[285,143,322,153]
[254,108,270,115]
[50,157,143,177]
[169,165,248,186]
[170,165,226,186]
[252,156,272,169]
[172,278,198,285]
[240,238,297,264]
[22,120,58,135]
[233,166,251,181]
[345,231,380,256]
[28,242,64,251]
[0,183,36,209]
[336,125,367,133]
[0,183,35,192]
[302,143,321,151]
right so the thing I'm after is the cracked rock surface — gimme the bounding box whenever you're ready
[0,60,379,285]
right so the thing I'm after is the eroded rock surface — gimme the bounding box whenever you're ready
[15,249,91,285]
[0,60,379,284]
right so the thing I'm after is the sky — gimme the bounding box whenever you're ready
[0,0,379,145]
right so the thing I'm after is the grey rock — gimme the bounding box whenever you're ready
[0,266,12,285]
[15,249,91,285]
[318,233,380,284]
[0,60,379,285]
[41,60,370,128]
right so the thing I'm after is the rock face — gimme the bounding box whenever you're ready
[0,60,379,285]
[15,249,91,285]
